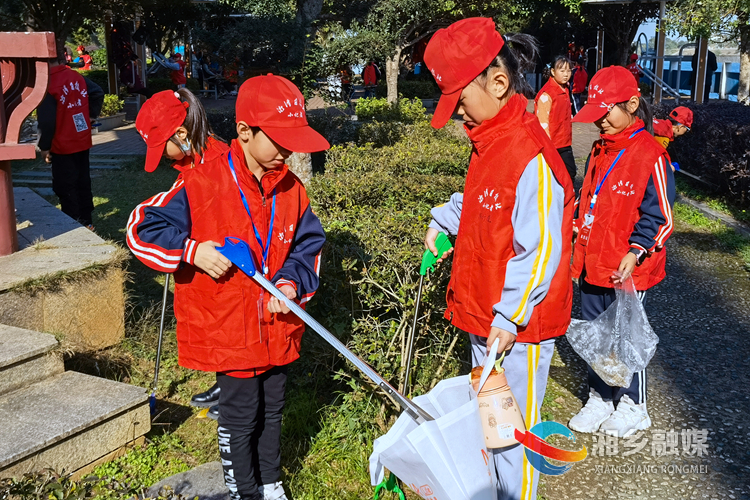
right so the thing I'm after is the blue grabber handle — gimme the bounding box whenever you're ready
[216,237,257,276]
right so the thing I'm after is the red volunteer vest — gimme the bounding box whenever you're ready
[171,60,187,85]
[652,118,674,142]
[572,120,670,290]
[47,65,92,155]
[535,78,573,149]
[173,140,309,372]
[572,68,588,94]
[446,94,575,344]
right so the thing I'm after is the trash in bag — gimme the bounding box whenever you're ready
[369,375,497,500]
[567,276,659,387]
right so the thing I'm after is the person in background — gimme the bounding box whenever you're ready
[691,49,718,101]
[627,53,642,83]
[37,55,105,229]
[72,45,93,70]
[363,60,379,98]
[571,57,588,115]
[653,106,693,171]
[193,50,205,90]
[535,56,576,183]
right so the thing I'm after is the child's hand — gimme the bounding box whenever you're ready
[486,327,516,355]
[612,252,638,284]
[424,227,454,263]
[194,241,232,279]
[268,285,296,314]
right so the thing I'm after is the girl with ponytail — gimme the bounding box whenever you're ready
[422,18,575,500]
[535,56,576,182]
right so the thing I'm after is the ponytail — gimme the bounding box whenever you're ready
[477,32,540,98]
[174,88,222,155]
[616,97,653,135]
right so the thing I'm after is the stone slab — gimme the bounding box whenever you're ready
[0,325,64,397]
[0,371,150,476]
[89,165,121,170]
[148,461,230,500]
[12,179,52,185]
[12,171,52,178]
[33,187,54,197]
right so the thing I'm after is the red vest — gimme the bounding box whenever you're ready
[572,120,670,290]
[535,78,573,149]
[171,60,187,85]
[445,94,575,344]
[652,118,674,141]
[572,68,588,94]
[173,140,309,372]
[47,65,92,155]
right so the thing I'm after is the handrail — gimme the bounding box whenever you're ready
[676,42,697,97]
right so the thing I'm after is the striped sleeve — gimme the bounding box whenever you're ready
[629,154,675,253]
[491,154,565,334]
[271,204,325,305]
[126,178,193,272]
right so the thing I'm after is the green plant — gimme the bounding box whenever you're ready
[354,97,427,123]
[397,80,439,99]
[99,95,124,117]
[76,70,108,93]
[91,48,107,68]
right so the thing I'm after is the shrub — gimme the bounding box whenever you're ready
[398,80,439,99]
[653,101,750,207]
[91,48,107,68]
[77,69,109,92]
[100,94,124,117]
[355,97,427,123]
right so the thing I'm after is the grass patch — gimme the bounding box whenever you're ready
[676,176,750,224]
[673,202,750,269]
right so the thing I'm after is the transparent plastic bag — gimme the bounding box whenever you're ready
[567,277,659,387]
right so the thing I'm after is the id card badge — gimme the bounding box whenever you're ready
[577,213,595,246]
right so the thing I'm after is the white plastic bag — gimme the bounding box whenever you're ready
[369,375,496,500]
[567,276,659,387]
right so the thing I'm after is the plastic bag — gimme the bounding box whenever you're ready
[567,276,659,387]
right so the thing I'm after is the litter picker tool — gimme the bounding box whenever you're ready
[216,237,434,424]
[403,232,453,394]
[150,273,170,415]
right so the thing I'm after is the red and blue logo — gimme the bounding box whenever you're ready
[514,422,588,475]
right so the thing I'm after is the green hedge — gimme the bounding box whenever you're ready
[77,69,109,92]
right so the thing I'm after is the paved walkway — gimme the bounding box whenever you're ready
[91,123,145,156]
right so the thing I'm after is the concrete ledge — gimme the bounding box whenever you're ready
[0,188,126,349]
[0,325,64,396]
[0,371,150,478]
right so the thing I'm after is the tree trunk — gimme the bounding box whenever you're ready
[287,153,313,185]
[739,19,750,105]
[385,48,401,104]
[289,0,324,66]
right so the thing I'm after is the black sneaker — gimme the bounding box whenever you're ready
[207,404,219,421]
[190,383,220,408]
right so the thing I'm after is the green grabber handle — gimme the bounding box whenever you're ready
[374,473,406,500]
[420,232,453,276]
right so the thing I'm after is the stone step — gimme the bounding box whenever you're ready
[0,371,150,478]
[33,187,55,197]
[0,325,64,397]
[12,171,52,178]
[13,179,52,185]
[89,165,121,170]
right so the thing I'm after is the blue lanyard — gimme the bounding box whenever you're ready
[588,128,644,212]
[227,152,276,274]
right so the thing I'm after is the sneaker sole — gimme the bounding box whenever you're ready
[602,415,652,438]
[569,412,613,434]
[189,400,218,408]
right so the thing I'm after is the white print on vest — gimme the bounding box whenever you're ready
[218,426,232,453]
[277,223,295,245]
[478,188,502,212]
[611,179,636,197]
[72,113,88,133]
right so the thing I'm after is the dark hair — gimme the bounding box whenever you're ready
[170,88,221,155]
[477,33,540,98]
[616,98,653,135]
[542,55,571,80]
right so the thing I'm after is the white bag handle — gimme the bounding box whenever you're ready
[477,338,500,394]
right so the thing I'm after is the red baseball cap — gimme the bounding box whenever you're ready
[235,75,329,153]
[135,90,189,172]
[423,18,505,129]
[76,45,85,52]
[669,106,693,129]
[630,53,639,61]
[572,66,641,123]
[172,53,182,59]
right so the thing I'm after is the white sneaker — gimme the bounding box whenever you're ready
[259,482,288,500]
[599,395,652,438]
[568,389,614,433]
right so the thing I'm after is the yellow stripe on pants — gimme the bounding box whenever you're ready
[521,345,541,500]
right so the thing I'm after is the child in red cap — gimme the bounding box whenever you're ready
[129,88,229,417]
[127,75,329,500]
[423,18,574,500]
[568,66,675,438]
[535,55,575,182]
[653,106,693,170]
[627,53,642,82]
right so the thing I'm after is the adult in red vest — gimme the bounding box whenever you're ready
[569,66,675,438]
[363,60,380,98]
[535,55,575,182]
[571,57,588,114]
[423,18,574,500]
[37,56,104,228]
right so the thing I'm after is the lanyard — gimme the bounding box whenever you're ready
[227,152,276,275]
[588,127,644,212]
